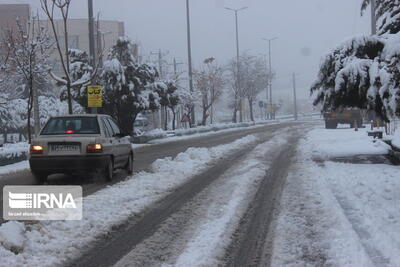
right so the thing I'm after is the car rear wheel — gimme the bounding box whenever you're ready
[104,157,114,182]
[125,154,134,175]
[32,171,48,184]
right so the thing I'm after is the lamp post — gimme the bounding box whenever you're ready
[186,0,195,126]
[225,6,248,123]
[262,37,277,119]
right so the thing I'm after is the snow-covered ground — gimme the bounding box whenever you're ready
[0,135,258,267]
[0,160,29,177]
[307,126,390,160]
[390,128,400,149]
[271,126,400,266]
[0,142,28,158]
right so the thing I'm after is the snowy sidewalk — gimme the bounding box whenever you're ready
[271,126,400,267]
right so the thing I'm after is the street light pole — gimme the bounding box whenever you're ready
[186,0,195,126]
[225,6,248,123]
[292,73,298,121]
[262,37,277,119]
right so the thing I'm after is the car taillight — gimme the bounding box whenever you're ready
[30,145,44,154]
[87,144,103,153]
[65,130,75,134]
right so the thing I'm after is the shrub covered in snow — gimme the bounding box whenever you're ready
[101,37,164,135]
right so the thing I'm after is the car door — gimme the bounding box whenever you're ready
[100,117,114,157]
[106,118,128,167]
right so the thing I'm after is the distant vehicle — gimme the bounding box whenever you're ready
[323,109,363,129]
[29,114,134,183]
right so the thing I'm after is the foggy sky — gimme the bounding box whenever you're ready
[2,0,370,100]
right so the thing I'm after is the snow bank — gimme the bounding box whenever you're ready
[0,142,28,158]
[392,129,400,149]
[0,135,257,267]
[0,222,26,254]
[305,126,390,160]
[0,160,29,177]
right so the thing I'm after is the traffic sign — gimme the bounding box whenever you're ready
[87,85,103,108]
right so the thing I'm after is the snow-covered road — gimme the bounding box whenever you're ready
[3,123,394,267]
[0,122,305,267]
[112,128,300,267]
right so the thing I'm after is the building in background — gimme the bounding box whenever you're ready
[0,4,31,62]
[41,19,128,73]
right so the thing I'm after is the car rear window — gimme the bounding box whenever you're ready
[41,117,100,135]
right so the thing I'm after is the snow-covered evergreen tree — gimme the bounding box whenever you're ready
[312,2,400,121]
[362,0,400,35]
[101,37,160,134]
[59,49,92,107]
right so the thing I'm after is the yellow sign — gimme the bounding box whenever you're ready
[87,85,103,108]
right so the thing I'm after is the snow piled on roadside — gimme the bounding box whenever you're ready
[0,135,257,267]
[0,160,29,176]
[392,129,400,149]
[305,126,390,160]
[271,126,400,266]
[0,142,28,157]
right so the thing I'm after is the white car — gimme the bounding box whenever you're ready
[29,114,134,183]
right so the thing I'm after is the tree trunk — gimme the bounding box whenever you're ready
[171,108,176,130]
[248,97,254,122]
[27,78,34,144]
[67,82,73,114]
[27,98,32,144]
[164,106,168,130]
[33,82,40,136]
[202,104,208,126]
[232,107,237,123]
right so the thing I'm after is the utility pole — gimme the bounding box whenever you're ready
[371,0,377,35]
[186,0,195,126]
[151,49,166,129]
[88,0,97,114]
[170,58,183,75]
[262,37,277,119]
[225,6,248,123]
[150,50,165,78]
[158,49,163,78]
[292,73,298,121]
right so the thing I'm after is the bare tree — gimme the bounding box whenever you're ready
[3,15,53,143]
[195,58,224,126]
[40,0,102,114]
[178,86,199,128]
[240,54,269,122]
